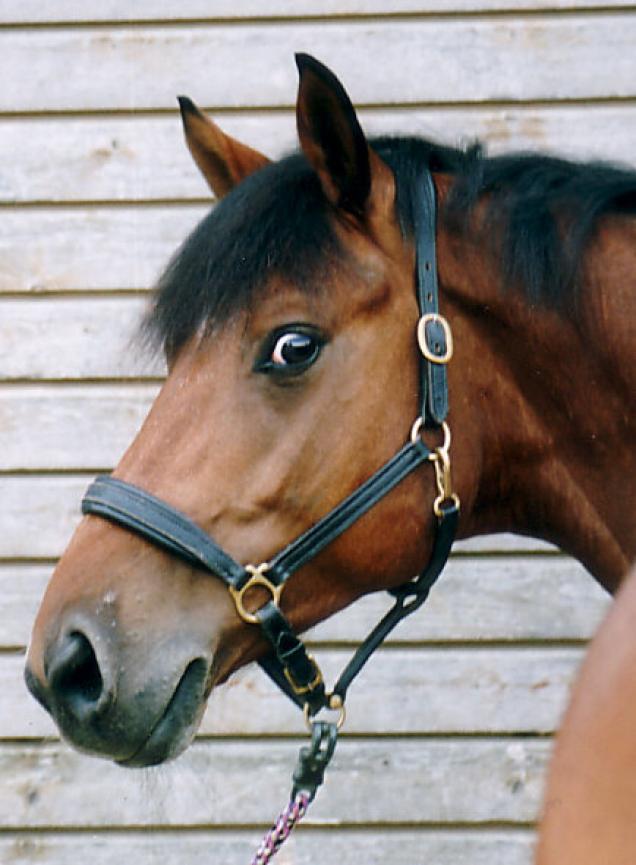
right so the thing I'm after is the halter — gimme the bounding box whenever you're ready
[81,168,459,720]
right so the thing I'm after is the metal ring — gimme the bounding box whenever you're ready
[410,416,424,445]
[229,563,281,625]
[304,696,347,732]
[433,493,461,518]
[410,417,451,456]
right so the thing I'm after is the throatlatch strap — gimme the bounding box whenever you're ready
[332,500,458,703]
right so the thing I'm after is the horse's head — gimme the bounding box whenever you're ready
[25,56,461,766]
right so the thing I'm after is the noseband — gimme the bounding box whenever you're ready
[81,169,460,721]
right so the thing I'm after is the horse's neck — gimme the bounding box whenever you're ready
[441,216,636,591]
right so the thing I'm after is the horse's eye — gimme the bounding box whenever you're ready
[272,332,319,366]
[256,328,324,375]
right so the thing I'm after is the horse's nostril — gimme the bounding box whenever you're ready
[47,631,107,719]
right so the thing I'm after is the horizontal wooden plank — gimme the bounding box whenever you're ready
[0,207,202,294]
[0,475,565,559]
[0,443,556,554]
[0,387,570,557]
[0,566,49,646]
[0,385,158,469]
[0,391,619,578]
[454,534,555,553]
[4,0,634,24]
[173,645,579,734]
[1,17,635,113]
[2,555,605,649]
[0,477,84,558]
[0,829,536,865]
[286,557,606,641]
[2,105,636,205]
[1,645,585,738]
[0,297,164,378]
[0,738,549,826]
[0,394,618,590]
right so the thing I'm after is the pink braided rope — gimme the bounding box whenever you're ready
[250,791,311,865]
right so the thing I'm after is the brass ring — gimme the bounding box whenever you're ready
[304,696,347,732]
[410,417,451,456]
[410,416,424,445]
[433,493,461,518]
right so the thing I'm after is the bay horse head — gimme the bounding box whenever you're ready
[25,55,636,768]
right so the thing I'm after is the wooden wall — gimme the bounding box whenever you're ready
[1,2,631,862]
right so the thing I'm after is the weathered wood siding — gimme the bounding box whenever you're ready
[0,2,627,863]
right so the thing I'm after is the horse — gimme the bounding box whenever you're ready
[24,52,635,843]
[535,560,636,864]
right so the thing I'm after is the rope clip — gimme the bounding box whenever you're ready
[291,720,339,802]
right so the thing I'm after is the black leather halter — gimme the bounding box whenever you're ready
[81,169,460,718]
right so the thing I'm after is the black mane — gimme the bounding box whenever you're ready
[146,136,636,356]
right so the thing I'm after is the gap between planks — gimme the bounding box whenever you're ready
[1,5,636,29]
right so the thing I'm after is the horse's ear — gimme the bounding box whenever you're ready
[177,96,270,198]
[295,53,394,222]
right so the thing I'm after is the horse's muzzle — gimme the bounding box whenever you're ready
[24,613,212,766]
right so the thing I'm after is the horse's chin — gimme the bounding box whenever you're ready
[115,658,209,768]
[114,716,199,768]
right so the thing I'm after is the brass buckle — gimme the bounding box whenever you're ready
[283,654,324,696]
[417,313,454,364]
[229,562,282,625]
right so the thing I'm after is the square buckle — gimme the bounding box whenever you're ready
[283,655,324,696]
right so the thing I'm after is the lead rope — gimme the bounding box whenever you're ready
[248,418,459,864]
[250,792,311,865]
[250,720,339,864]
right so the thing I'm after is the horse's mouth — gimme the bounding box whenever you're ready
[117,657,209,768]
